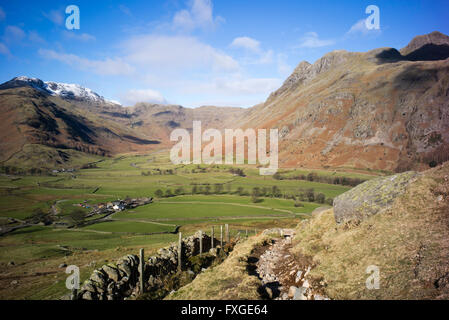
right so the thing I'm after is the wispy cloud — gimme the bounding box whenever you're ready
[230,36,274,65]
[230,37,261,53]
[211,77,282,95]
[38,49,135,76]
[172,0,224,32]
[36,0,285,107]
[3,26,26,43]
[298,32,335,48]
[119,5,133,17]
[0,42,10,56]
[120,89,166,106]
[43,9,64,26]
[0,7,6,21]
[28,31,46,44]
[62,31,96,42]
[277,53,292,77]
[123,35,239,73]
[346,19,381,37]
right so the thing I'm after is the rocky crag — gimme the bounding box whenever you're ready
[333,171,419,223]
[237,31,449,172]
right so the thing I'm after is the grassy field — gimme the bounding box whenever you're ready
[0,150,377,299]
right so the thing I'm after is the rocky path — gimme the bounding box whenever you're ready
[253,229,329,300]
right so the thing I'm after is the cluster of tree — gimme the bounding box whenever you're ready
[273,171,365,187]
[29,208,53,225]
[80,163,99,169]
[154,187,186,198]
[0,166,49,176]
[229,168,246,177]
[153,184,333,206]
[293,188,333,205]
[190,166,207,174]
[69,208,87,226]
[141,168,174,176]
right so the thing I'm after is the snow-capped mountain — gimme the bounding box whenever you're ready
[6,76,120,105]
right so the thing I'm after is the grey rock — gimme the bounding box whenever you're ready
[288,286,297,298]
[81,280,97,293]
[333,171,418,224]
[102,265,120,282]
[107,282,116,294]
[295,271,303,283]
[117,262,132,277]
[90,270,107,286]
[293,287,308,300]
[82,291,96,300]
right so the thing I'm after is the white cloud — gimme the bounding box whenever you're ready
[173,0,224,32]
[43,10,64,26]
[62,31,96,42]
[0,42,10,56]
[123,35,239,73]
[346,19,381,37]
[119,5,133,17]
[277,53,292,77]
[3,27,46,46]
[213,77,281,95]
[230,36,274,65]
[257,49,274,64]
[298,32,335,48]
[120,89,166,106]
[0,7,6,21]
[181,75,282,96]
[175,75,282,107]
[28,31,46,44]
[230,37,261,53]
[3,26,26,43]
[38,49,135,76]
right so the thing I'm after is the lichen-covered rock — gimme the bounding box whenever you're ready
[90,270,107,287]
[80,280,98,293]
[102,265,120,282]
[81,291,98,300]
[333,171,419,223]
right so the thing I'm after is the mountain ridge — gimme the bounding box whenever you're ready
[1,31,449,171]
[235,31,449,172]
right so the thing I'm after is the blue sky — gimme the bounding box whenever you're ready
[0,0,448,107]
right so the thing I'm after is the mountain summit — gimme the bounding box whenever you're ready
[237,31,449,172]
[400,31,449,61]
[0,76,119,105]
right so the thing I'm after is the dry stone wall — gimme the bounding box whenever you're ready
[77,231,218,300]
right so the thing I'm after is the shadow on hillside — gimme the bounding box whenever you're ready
[375,45,449,64]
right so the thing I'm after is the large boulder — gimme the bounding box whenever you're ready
[333,171,419,224]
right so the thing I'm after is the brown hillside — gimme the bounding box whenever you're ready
[0,83,244,168]
[236,32,449,172]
